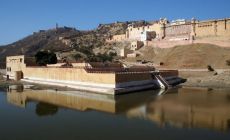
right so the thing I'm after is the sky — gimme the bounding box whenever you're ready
[0,0,229,45]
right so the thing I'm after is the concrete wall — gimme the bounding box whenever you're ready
[23,67,116,85]
[47,63,87,68]
[116,72,152,83]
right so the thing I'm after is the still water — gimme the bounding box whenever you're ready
[0,85,230,140]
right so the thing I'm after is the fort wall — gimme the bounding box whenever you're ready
[23,67,116,85]
[107,18,230,48]
[165,24,191,40]
[22,66,161,86]
[195,19,230,38]
[116,72,152,83]
[127,23,161,41]
[195,21,216,37]
[107,34,126,42]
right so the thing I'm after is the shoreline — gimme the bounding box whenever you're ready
[181,71,230,89]
[1,70,230,90]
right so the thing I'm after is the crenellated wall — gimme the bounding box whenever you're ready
[107,18,230,45]
[195,19,230,38]
[165,24,192,40]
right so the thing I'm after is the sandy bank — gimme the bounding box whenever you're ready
[183,71,230,88]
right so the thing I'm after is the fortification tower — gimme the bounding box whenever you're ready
[159,18,167,39]
[190,18,197,41]
[126,23,134,39]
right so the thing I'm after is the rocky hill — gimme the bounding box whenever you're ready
[0,27,79,61]
[0,20,150,66]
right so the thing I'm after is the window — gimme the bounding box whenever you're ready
[20,58,22,63]
[7,67,11,72]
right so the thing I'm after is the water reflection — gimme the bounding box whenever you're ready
[5,85,230,132]
[36,102,58,117]
[146,88,230,132]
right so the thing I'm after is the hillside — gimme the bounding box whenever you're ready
[0,27,79,62]
[130,43,230,69]
[0,20,150,66]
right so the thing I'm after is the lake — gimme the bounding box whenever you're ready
[0,85,230,140]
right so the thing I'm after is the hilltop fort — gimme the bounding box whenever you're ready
[107,18,230,47]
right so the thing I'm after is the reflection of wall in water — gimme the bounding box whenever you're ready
[8,86,230,132]
[6,86,155,114]
[7,88,116,113]
[7,86,26,108]
[145,88,230,131]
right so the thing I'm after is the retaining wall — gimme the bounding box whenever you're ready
[23,67,116,85]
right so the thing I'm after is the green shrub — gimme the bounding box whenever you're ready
[35,51,57,66]
[74,54,83,61]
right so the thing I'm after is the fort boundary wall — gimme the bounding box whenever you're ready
[107,18,230,48]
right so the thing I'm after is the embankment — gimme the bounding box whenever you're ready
[137,43,230,69]
[181,70,230,88]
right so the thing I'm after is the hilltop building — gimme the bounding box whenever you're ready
[107,17,230,49]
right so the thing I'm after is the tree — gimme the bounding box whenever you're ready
[35,51,57,66]
[74,54,83,61]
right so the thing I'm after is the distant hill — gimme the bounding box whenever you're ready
[0,20,149,67]
[0,27,79,64]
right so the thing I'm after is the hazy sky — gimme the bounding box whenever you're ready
[0,0,229,45]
